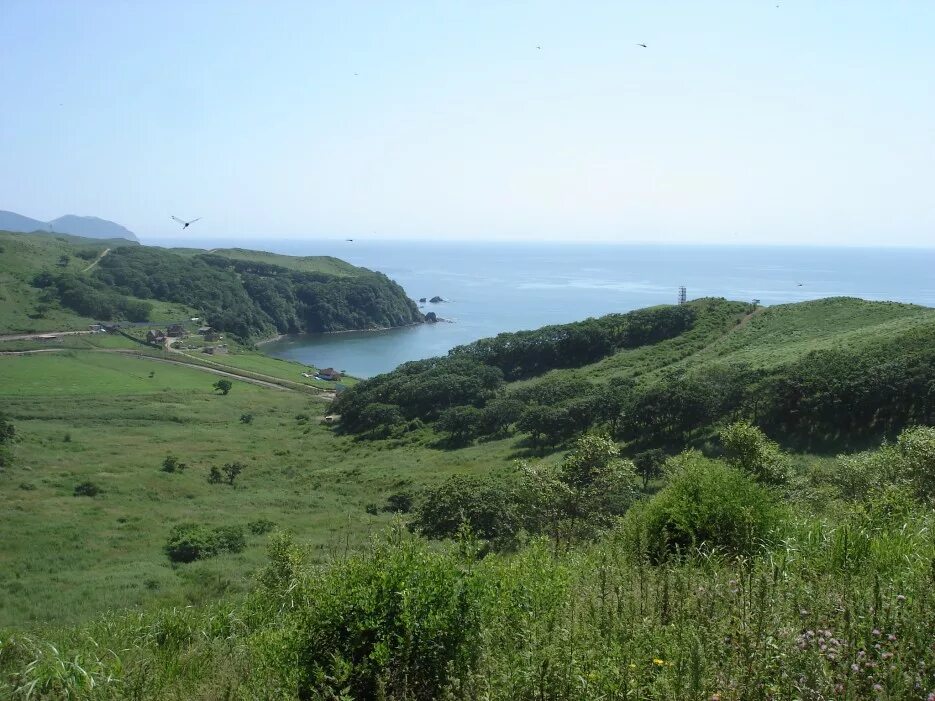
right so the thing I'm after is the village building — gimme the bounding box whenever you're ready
[203,344,229,355]
[166,324,186,337]
[146,329,166,345]
[316,367,342,381]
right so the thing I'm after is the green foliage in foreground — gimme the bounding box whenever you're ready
[3,502,934,700]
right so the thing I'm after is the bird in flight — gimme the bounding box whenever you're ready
[637,43,647,48]
[171,216,201,229]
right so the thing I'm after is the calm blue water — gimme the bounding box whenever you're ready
[148,238,935,378]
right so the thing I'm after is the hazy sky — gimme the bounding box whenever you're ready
[2,1,933,245]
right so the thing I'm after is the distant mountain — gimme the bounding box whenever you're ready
[0,210,47,234]
[0,210,138,242]
[48,215,138,242]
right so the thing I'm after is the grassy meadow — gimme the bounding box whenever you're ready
[0,350,519,629]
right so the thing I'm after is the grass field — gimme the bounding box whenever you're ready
[0,350,516,628]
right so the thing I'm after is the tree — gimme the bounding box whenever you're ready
[213,379,233,395]
[207,466,223,484]
[435,405,483,444]
[223,461,245,486]
[240,413,254,424]
[410,473,524,546]
[633,448,667,489]
[596,378,636,436]
[520,434,638,549]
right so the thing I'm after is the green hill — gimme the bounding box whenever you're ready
[3,293,935,698]
[0,230,424,337]
[336,296,935,450]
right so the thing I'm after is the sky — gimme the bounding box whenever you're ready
[1,1,933,245]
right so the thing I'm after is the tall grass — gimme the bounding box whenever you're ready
[4,507,934,700]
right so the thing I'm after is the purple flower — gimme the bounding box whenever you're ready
[873,683,883,693]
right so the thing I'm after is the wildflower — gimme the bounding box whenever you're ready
[873,683,883,693]
[872,628,881,637]
[653,658,665,666]
[896,594,906,603]
[851,663,860,673]
[887,634,897,642]
[628,664,636,670]
[710,695,721,701]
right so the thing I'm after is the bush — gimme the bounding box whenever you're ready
[896,425,935,499]
[213,379,233,395]
[248,519,276,535]
[411,473,525,546]
[621,453,785,562]
[164,523,246,563]
[240,413,254,424]
[286,533,481,700]
[73,481,101,497]
[165,523,217,563]
[384,491,414,513]
[719,420,789,484]
[161,454,186,473]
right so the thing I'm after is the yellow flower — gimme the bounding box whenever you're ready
[628,664,637,670]
[652,658,665,666]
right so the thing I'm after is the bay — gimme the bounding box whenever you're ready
[149,238,935,378]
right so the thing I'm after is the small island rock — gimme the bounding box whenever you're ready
[429,296,444,303]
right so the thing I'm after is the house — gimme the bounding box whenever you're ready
[203,331,221,342]
[102,323,121,333]
[146,329,166,345]
[203,344,228,355]
[316,367,342,381]
[197,326,213,335]
[88,324,104,333]
[166,324,186,338]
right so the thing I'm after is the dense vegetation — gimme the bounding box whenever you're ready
[93,247,423,338]
[334,303,698,434]
[0,230,424,338]
[336,297,935,452]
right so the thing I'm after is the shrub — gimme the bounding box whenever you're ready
[212,525,246,554]
[896,425,935,499]
[213,379,233,395]
[240,413,254,424]
[621,453,785,562]
[165,523,216,563]
[287,533,481,700]
[719,420,788,484]
[410,473,524,545]
[207,466,223,484]
[165,523,246,563]
[248,519,276,535]
[161,454,186,473]
[384,491,414,513]
[73,481,101,497]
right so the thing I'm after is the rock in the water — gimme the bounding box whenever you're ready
[429,295,444,303]
[424,311,438,323]
[419,297,426,303]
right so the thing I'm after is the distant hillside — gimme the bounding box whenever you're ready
[0,210,138,241]
[335,296,935,450]
[49,215,138,242]
[0,210,47,234]
[0,229,423,337]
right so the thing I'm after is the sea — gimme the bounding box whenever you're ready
[147,239,935,378]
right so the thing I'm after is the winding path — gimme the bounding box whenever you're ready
[81,247,110,272]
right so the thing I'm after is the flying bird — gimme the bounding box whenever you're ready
[637,43,647,48]
[171,216,201,229]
